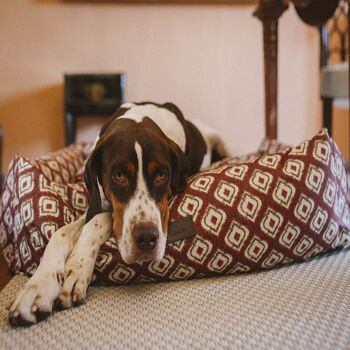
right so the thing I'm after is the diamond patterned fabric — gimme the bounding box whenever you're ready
[0,129,349,285]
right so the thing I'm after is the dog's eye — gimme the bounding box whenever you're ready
[155,171,168,185]
[113,171,128,185]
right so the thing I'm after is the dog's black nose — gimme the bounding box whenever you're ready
[133,223,159,250]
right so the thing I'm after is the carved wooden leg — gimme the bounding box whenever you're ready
[322,97,333,136]
[254,0,288,140]
[64,111,76,146]
[0,126,3,192]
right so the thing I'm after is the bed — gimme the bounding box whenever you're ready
[0,0,349,349]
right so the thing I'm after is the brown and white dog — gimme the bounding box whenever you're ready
[8,102,230,326]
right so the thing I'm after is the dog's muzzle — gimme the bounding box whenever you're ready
[132,222,159,251]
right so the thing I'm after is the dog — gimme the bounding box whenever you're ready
[8,102,230,326]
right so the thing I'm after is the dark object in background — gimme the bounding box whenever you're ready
[294,0,339,26]
[317,0,348,138]
[293,0,349,139]
[253,0,348,141]
[64,73,125,145]
[0,126,3,192]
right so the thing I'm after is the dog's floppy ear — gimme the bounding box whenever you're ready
[168,140,189,193]
[84,141,104,223]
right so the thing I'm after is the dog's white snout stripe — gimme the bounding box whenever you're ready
[119,142,166,262]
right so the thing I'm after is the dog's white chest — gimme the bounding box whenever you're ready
[119,103,186,152]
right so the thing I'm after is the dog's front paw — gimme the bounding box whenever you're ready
[59,254,93,309]
[9,270,63,326]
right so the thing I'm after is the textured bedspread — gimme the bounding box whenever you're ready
[0,248,349,350]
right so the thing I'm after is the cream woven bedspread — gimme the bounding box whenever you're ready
[0,249,349,350]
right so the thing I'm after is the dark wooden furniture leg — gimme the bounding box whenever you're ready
[292,0,340,138]
[254,0,288,140]
[65,111,76,146]
[322,97,333,136]
[0,126,3,191]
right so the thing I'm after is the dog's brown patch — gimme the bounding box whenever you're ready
[126,162,135,177]
[102,178,126,243]
[110,196,126,243]
[147,161,158,177]
[61,291,69,298]
[159,190,170,234]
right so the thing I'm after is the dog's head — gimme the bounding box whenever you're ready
[84,117,188,264]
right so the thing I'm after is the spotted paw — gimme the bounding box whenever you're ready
[59,255,93,309]
[9,270,63,326]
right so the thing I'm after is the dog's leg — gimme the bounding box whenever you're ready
[59,212,112,309]
[9,214,86,326]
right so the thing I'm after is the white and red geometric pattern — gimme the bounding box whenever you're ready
[109,265,135,284]
[0,130,349,286]
[244,236,269,263]
[272,179,296,209]
[258,154,281,169]
[170,264,195,280]
[260,208,284,238]
[225,221,249,251]
[305,165,325,194]
[249,170,273,194]
[294,194,315,224]
[238,192,262,222]
[178,195,203,220]
[187,237,213,263]
[279,222,301,248]
[0,143,89,274]
[283,159,304,181]
[201,205,227,235]
[214,181,239,206]
[262,250,284,268]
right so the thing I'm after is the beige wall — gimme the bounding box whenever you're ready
[0,0,323,171]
